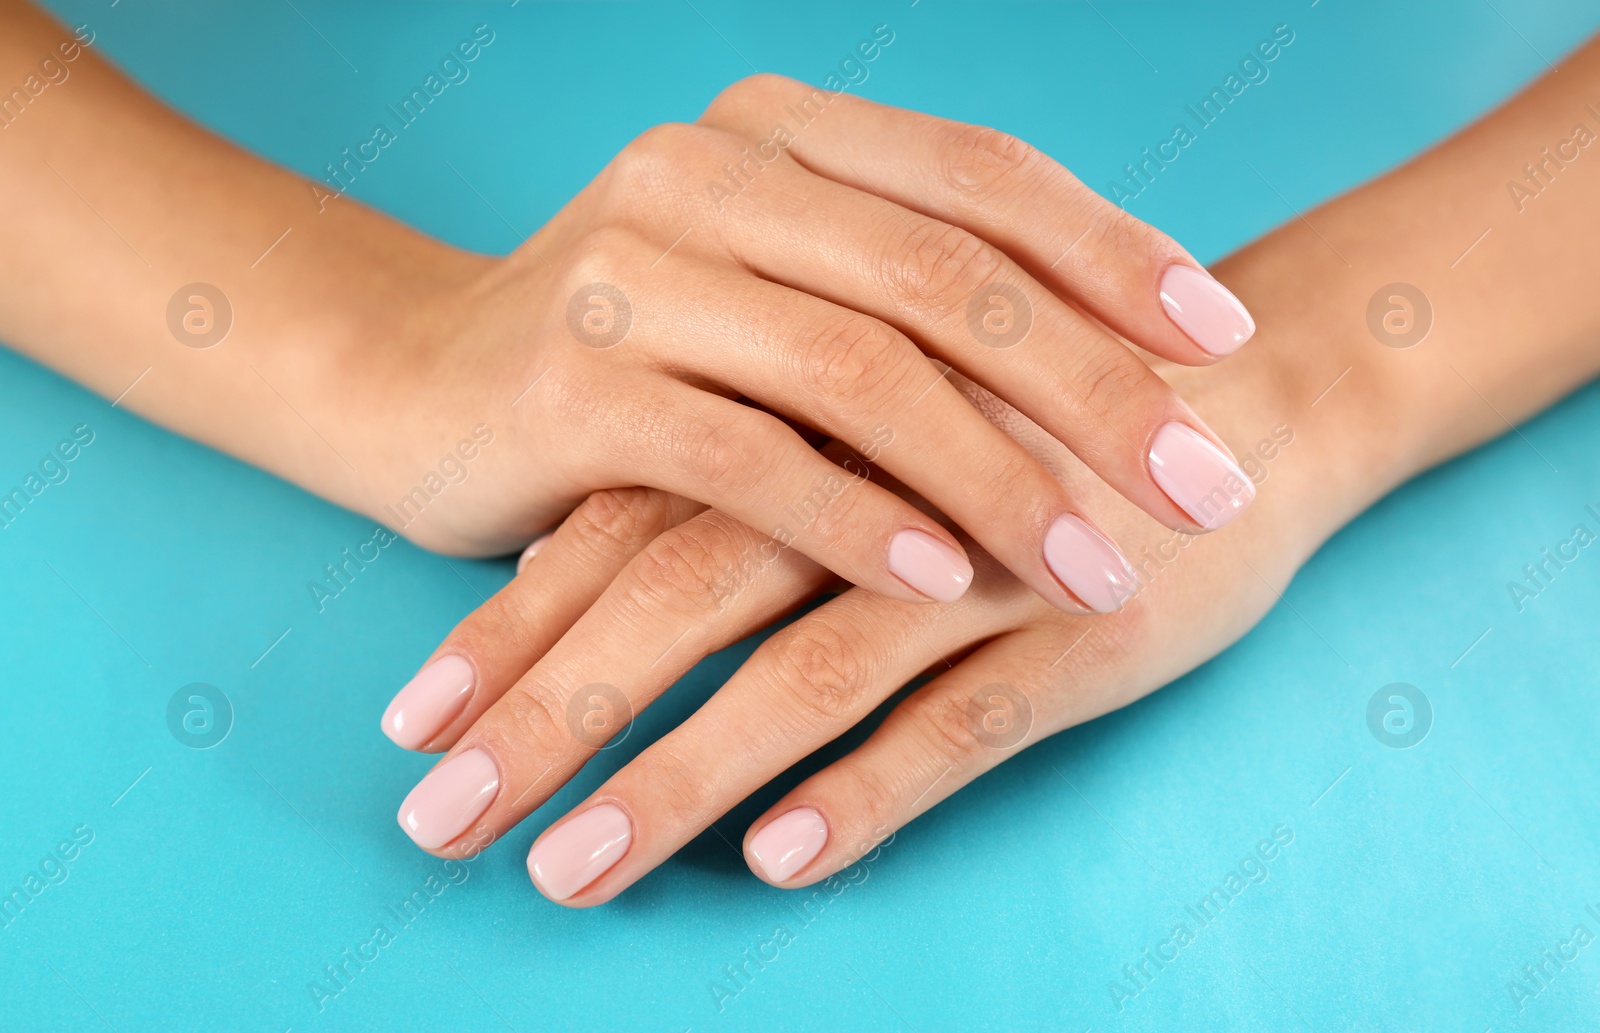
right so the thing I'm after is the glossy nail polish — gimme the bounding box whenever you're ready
[1148,422,1256,530]
[516,533,553,575]
[527,803,633,901]
[382,655,475,750]
[1042,515,1138,612]
[396,748,500,850]
[1159,265,1256,357]
[748,807,828,883]
[887,529,973,602]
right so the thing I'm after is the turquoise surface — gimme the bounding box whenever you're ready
[5,1,1600,1030]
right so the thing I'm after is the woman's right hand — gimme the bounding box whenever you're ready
[384,27,1600,895]
[386,72,1258,614]
[384,334,1342,899]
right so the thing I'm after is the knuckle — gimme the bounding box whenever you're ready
[835,760,903,837]
[798,315,913,403]
[882,220,1005,317]
[619,122,702,165]
[631,741,712,818]
[605,123,730,195]
[494,684,574,759]
[710,72,799,111]
[567,487,672,555]
[627,524,735,614]
[1065,346,1159,420]
[915,691,993,768]
[563,226,641,290]
[770,617,875,725]
[682,419,755,494]
[464,596,543,661]
[1083,208,1150,267]
[982,448,1048,509]
[941,124,1042,202]
[783,471,865,556]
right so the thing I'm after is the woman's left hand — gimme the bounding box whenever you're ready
[381,281,1387,903]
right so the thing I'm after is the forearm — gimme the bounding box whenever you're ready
[0,1,483,510]
[1212,33,1600,550]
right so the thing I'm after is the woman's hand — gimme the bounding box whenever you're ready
[378,73,1258,613]
[384,306,1360,899]
[0,10,1252,617]
[382,19,1600,890]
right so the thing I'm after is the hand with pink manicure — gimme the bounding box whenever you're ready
[370,73,1260,616]
[378,34,1600,902]
[0,7,1255,627]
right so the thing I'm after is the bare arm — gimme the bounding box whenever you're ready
[0,0,479,513]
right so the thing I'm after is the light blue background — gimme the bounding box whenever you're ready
[4,1,1600,1030]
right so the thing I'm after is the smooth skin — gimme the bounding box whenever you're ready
[389,36,1600,904]
[0,2,1260,615]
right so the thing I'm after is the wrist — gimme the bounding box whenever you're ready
[1177,243,1409,563]
[329,242,562,554]
[306,221,502,519]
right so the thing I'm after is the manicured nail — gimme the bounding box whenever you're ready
[887,529,972,602]
[516,533,553,575]
[1148,422,1256,530]
[748,807,828,883]
[382,654,475,750]
[1042,515,1138,613]
[1159,265,1255,357]
[527,803,632,901]
[397,748,500,850]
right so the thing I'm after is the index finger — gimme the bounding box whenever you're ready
[701,74,1255,364]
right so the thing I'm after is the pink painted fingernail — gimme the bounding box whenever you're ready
[527,803,632,901]
[748,807,828,883]
[887,529,972,602]
[1159,265,1255,356]
[1042,515,1138,613]
[516,533,553,575]
[1148,422,1256,530]
[382,655,475,750]
[397,748,500,850]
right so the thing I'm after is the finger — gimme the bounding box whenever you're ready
[743,627,1079,888]
[520,560,1033,906]
[649,259,1136,613]
[605,379,974,603]
[394,507,832,855]
[380,488,699,752]
[683,144,1256,533]
[702,74,1255,362]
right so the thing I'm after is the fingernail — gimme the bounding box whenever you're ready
[527,802,632,901]
[516,533,553,575]
[1148,422,1256,530]
[748,807,828,883]
[1042,515,1138,613]
[382,654,475,750]
[1159,265,1255,357]
[887,529,972,602]
[397,748,500,850]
